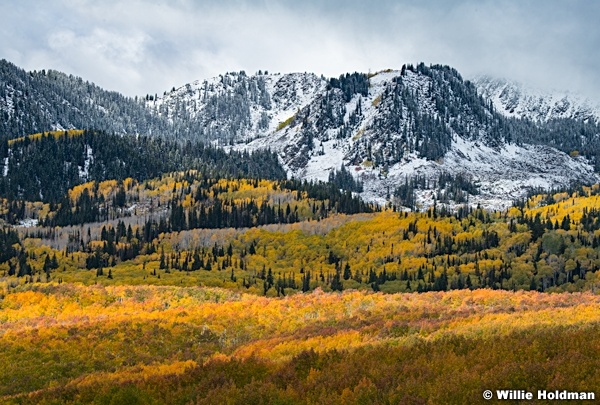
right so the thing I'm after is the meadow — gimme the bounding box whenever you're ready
[1,284,599,404]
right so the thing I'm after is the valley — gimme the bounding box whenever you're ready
[1,61,600,403]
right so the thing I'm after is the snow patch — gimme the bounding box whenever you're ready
[78,145,93,180]
[302,140,346,182]
[17,218,39,228]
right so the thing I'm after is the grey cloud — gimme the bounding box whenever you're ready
[0,0,598,101]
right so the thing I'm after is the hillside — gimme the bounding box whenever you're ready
[2,162,600,295]
[0,129,285,202]
[0,60,171,139]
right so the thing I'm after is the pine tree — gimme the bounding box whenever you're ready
[302,270,311,292]
[343,263,352,280]
[330,271,343,291]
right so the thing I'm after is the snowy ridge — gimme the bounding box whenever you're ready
[287,136,599,211]
[0,59,171,139]
[236,69,406,176]
[146,71,328,142]
[474,76,600,123]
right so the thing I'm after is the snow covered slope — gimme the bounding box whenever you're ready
[0,60,170,139]
[204,65,598,209]
[364,138,598,210]
[146,64,600,209]
[146,71,327,143]
[474,76,600,123]
[243,113,598,210]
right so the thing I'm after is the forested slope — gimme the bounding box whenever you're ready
[0,129,285,202]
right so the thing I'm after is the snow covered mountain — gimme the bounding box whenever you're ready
[149,64,600,209]
[3,59,600,210]
[474,76,600,123]
[0,59,170,139]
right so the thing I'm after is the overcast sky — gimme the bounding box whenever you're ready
[1,0,598,100]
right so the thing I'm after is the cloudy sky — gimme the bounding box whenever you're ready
[1,0,598,100]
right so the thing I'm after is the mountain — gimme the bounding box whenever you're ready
[473,75,600,123]
[148,64,600,208]
[2,60,600,209]
[0,59,171,138]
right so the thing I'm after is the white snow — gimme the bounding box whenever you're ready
[147,71,327,143]
[348,134,599,211]
[17,218,39,228]
[78,145,93,180]
[302,140,346,182]
[473,76,600,123]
